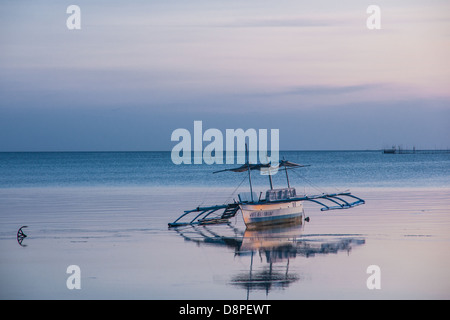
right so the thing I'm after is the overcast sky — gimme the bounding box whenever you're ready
[0,0,449,151]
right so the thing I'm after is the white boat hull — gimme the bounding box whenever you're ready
[240,201,303,228]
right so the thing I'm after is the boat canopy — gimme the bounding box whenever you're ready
[213,160,308,174]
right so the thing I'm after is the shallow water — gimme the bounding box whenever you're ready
[1,186,449,299]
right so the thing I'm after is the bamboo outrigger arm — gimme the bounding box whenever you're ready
[168,203,239,228]
[301,192,365,211]
[247,191,365,211]
[168,191,365,227]
[169,155,365,228]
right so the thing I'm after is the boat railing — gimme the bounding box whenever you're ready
[239,188,297,203]
[266,188,296,202]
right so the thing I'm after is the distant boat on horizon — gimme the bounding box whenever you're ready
[383,146,397,154]
[382,146,450,154]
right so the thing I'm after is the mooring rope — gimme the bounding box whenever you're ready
[222,174,248,205]
[290,168,330,195]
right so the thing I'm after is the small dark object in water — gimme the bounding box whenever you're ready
[304,217,310,222]
[17,226,28,246]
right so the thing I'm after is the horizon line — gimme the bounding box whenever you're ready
[1,149,449,153]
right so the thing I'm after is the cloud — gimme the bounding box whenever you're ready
[235,83,388,107]
[267,83,384,96]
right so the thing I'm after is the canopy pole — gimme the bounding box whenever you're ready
[245,144,254,202]
[268,174,273,190]
[285,165,290,188]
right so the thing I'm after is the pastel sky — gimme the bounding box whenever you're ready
[0,0,449,151]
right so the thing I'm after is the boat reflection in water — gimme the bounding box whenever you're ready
[172,221,365,299]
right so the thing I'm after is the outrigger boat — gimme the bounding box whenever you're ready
[168,153,365,228]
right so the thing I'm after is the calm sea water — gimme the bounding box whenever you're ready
[0,151,449,189]
[1,151,449,299]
